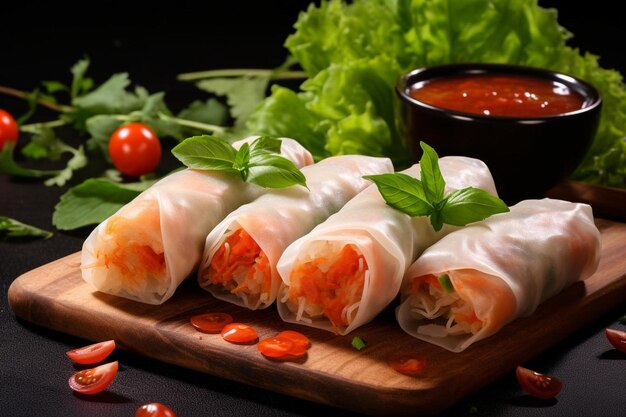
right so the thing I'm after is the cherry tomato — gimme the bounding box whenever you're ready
[0,109,19,150]
[605,328,626,353]
[221,323,258,344]
[276,330,310,356]
[191,312,234,334]
[68,361,119,395]
[108,122,161,177]
[516,366,563,399]
[136,403,178,417]
[389,354,427,377]
[258,336,297,358]
[66,340,116,364]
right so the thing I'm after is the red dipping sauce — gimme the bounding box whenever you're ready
[408,73,586,117]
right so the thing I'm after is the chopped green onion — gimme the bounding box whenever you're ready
[437,274,454,293]
[351,336,367,351]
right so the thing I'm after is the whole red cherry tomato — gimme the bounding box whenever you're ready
[0,109,19,150]
[108,122,161,176]
[136,403,178,417]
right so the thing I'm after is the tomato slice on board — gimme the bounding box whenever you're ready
[258,336,297,358]
[68,361,119,395]
[66,340,116,364]
[136,403,178,417]
[605,328,626,353]
[389,354,427,377]
[516,366,563,399]
[220,323,258,344]
[191,312,233,334]
[276,330,310,355]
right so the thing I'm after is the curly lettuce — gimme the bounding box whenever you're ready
[248,0,626,187]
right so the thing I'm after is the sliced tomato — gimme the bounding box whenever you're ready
[66,340,116,364]
[191,312,233,334]
[605,328,626,353]
[389,354,427,377]
[68,361,119,395]
[276,330,310,356]
[136,403,178,417]
[516,366,562,399]
[220,323,258,344]
[258,336,296,358]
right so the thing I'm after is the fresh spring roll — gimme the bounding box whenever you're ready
[276,156,498,335]
[80,137,313,305]
[198,155,394,309]
[397,198,601,352]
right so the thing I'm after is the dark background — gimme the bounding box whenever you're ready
[1,1,625,417]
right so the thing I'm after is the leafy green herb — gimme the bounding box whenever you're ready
[351,336,367,351]
[53,177,158,230]
[172,135,307,188]
[365,142,509,231]
[0,216,52,240]
[437,274,454,293]
[619,315,626,325]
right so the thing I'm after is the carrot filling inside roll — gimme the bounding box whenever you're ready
[208,228,272,306]
[85,200,167,296]
[408,269,515,339]
[283,243,368,329]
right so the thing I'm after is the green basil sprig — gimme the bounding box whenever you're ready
[365,142,509,231]
[172,135,307,189]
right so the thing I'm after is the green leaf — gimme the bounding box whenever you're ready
[248,135,282,157]
[247,154,307,188]
[177,98,229,127]
[21,126,66,160]
[0,216,52,240]
[70,57,93,98]
[43,146,88,187]
[351,336,367,351]
[85,114,124,158]
[42,80,68,94]
[0,142,60,178]
[233,142,250,177]
[53,178,156,230]
[419,142,445,203]
[439,187,510,227]
[364,173,432,217]
[437,274,454,293]
[171,135,237,171]
[72,73,146,115]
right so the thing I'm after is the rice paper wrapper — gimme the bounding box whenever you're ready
[80,137,313,305]
[397,198,602,352]
[276,156,499,335]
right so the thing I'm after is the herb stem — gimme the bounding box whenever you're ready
[20,119,68,133]
[176,68,307,82]
[0,85,74,113]
[157,112,227,134]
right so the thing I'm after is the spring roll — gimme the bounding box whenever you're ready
[198,155,394,309]
[276,156,498,335]
[397,198,601,352]
[80,137,313,305]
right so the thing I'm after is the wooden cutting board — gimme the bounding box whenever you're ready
[8,218,626,416]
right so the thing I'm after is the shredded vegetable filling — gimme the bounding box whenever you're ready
[208,228,271,306]
[409,274,482,337]
[285,243,368,329]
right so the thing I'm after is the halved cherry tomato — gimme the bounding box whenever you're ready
[68,361,119,395]
[191,312,233,334]
[66,340,116,364]
[258,336,296,358]
[516,366,562,399]
[0,109,19,150]
[136,403,178,417]
[276,330,310,356]
[108,122,161,177]
[220,323,258,344]
[605,328,626,353]
[389,354,427,377]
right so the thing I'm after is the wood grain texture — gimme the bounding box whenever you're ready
[7,219,626,416]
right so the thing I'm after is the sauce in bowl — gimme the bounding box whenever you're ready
[408,73,586,117]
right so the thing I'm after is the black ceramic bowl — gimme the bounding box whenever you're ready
[396,63,602,204]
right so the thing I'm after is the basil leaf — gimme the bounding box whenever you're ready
[364,173,432,217]
[440,187,510,227]
[233,142,250,179]
[247,154,307,188]
[53,178,157,230]
[249,135,282,157]
[419,142,445,203]
[0,216,52,240]
[172,135,237,171]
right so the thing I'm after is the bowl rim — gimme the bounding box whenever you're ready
[396,62,602,121]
